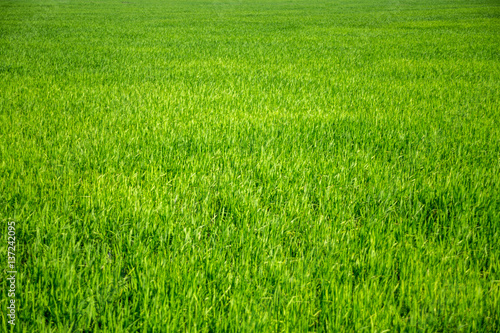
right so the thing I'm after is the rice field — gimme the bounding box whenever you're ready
[1,0,500,331]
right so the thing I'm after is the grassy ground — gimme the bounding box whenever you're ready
[1,0,499,331]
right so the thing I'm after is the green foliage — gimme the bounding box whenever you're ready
[1,0,499,331]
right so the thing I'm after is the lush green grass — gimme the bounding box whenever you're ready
[1,0,500,331]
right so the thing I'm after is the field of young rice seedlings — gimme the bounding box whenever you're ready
[1,0,499,331]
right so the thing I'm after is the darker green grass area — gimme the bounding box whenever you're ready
[1,0,500,331]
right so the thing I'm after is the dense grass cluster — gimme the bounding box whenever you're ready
[1,0,500,331]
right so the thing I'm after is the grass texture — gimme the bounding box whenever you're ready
[1,0,500,331]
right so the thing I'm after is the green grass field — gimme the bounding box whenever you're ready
[1,0,500,331]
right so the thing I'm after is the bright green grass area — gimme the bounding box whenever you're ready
[1,0,500,331]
